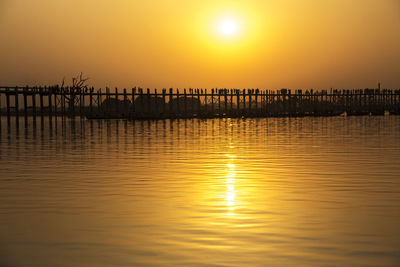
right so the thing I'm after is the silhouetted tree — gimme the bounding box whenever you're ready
[60,73,90,116]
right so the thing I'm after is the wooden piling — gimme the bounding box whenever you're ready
[39,87,44,117]
[0,90,2,121]
[81,89,85,117]
[218,89,221,115]
[224,89,228,115]
[230,89,233,115]
[63,88,70,117]
[15,87,19,119]
[6,88,10,120]
[89,89,93,114]
[255,89,259,114]
[260,90,267,116]
[184,89,187,116]
[132,88,136,117]
[211,89,214,115]
[169,88,173,115]
[70,87,75,117]
[48,87,52,118]
[154,89,158,115]
[236,90,240,115]
[105,87,109,115]
[242,89,246,115]
[79,89,82,118]
[176,89,180,115]
[204,89,207,114]
[197,89,201,115]
[23,86,28,119]
[32,88,36,119]
[60,87,64,117]
[55,88,58,117]
[123,88,127,116]
[249,89,253,115]
[97,89,101,115]
[147,88,150,115]
[115,88,119,115]
[162,89,166,115]
[139,88,144,113]
[191,88,194,115]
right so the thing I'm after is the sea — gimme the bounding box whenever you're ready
[0,116,400,266]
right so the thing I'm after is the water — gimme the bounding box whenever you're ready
[0,116,400,267]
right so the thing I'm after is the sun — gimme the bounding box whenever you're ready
[218,19,238,36]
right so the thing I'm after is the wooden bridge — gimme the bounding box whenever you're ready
[0,86,399,120]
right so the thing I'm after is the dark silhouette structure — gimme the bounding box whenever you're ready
[134,94,165,117]
[100,98,131,116]
[169,97,201,114]
[0,86,399,120]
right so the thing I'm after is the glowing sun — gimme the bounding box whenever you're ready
[218,19,238,36]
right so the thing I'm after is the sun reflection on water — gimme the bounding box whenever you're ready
[225,161,237,216]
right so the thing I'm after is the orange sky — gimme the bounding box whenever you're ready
[0,0,399,89]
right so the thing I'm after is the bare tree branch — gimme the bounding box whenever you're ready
[59,73,90,115]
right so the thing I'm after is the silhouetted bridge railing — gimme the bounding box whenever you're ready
[0,86,399,120]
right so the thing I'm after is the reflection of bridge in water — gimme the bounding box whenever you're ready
[1,86,400,120]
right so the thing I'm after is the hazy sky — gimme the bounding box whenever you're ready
[0,0,399,89]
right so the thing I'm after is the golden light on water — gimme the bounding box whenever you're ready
[225,161,237,216]
[1,0,400,265]
[2,118,400,266]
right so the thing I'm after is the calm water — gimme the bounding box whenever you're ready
[0,116,400,267]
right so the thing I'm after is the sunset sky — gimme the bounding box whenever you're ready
[0,0,399,89]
